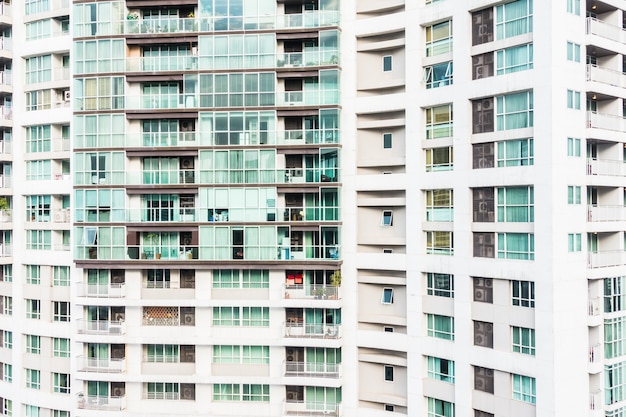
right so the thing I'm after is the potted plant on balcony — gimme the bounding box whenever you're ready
[329,270,341,299]
[0,197,10,222]
[145,232,160,259]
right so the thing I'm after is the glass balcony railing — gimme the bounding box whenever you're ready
[284,322,341,339]
[76,319,126,335]
[587,250,626,268]
[76,243,340,261]
[586,158,626,176]
[283,401,341,417]
[123,129,340,147]
[199,168,339,185]
[284,361,341,378]
[79,395,126,411]
[77,283,126,298]
[587,205,626,222]
[284,284,340,300]
[77,356,126,373]
[587,111,626,132]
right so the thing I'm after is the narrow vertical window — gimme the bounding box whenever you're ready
[382,55,392,72]
[383,133,392,149]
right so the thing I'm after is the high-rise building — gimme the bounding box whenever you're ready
[0,0,624,416]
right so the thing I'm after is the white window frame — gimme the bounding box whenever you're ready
[567,137,581,156]
[512,280,535,308]
[26,368,40,389]
[568,233,582,252]
[381,210,393,226]
[384,365,394,381]
[382,132,392,149]
[26,334,40,354]
[427,273,454,298]
[512,326,535,355]
[381,288,394,304]
[382,55,392,72]
[512,373,536,404]
[567,41,581,62]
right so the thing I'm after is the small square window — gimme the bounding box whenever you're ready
[383,55,392,72]
[381,210,393,226]
[383,133,392,149]
[384,404,395,412]
[381,288,394,304]
[384,326,394,332]
[383,248,393,254]
[384,365,394,381]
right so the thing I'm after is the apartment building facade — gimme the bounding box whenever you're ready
[0,0,624,416]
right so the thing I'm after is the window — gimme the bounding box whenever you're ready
[25,0,50,14]
[213,384,269,402]
[382,55,392,71]
[384,326,394,332]
[2,363,11,382]
[2,330,12,349]
[25,55,52,85]
[381,288,394,304]
[52,411,69,417]
[512,326,535,355]
[384,365,394,381]
[605,317,626,359]
[497,233,534,260]
[26,369,40,389]
[146,269,171,288]
[426,231,453,255]
[496,91,533,130]
[426,147,453,172]
[568,233,582,252]
[384,405,394,412]
[424,61,453,89]
[25,405,39,417]
[26,126,51,153]
[512,280,535,307]
[212,270,269,289]
[425,20,452,56]
[53,301,70,322]
[475,411,494,417]
[383,133,392,149]
[605,277,626,313]
[567,137,581,157]
[26,335,40,354]
[512,374,536,404]
[26,299,41,319]
[606,361,626,404]
[146,382,180,400]
[473,278,493,303]
[26,160,51,181]
[1,398,11,416]
[53,338,70,357]
[427,356,455,383]
[26,90,52,111]
[474,321,494,348]
[495,0,533,40]
[26,265,40,285]
[146,344,179,362]
[427,397,455,417]
[26,230,51,250]
[567,90,581,109]
[567,42,581,62]
[427,314,454,340]
[567,0,580,15]
[426,189,453,222]
[2,265,12,283]
[53,373,70,394]
[496,43,533,75]
[213,345,270,364]
[53,266,70,286]
[427,273,454,298]
[381,210,393,226]
[567,186,581,204]
[497,186,533,222]
[213,307,269,327]
[496,138,533,167]
[1,296,11,315]
[426,104,453,139]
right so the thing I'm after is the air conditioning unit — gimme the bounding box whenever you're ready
[181,384,195,400]
[287,392,296,401]
[482,99,492,109]
[111,346,125,359]
[474,288,486,301]
[181,158,194,169]
[180,120,195,132]
[54,210,64,222]
[112,387,124,397]
[114,312,125,322]
[63,90,71,101]
[182,311,195,326]
[184,350,196,362]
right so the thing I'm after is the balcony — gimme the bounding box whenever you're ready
[126,169,197,186]
[78,283,126,298]
[587,251,626,268]
[76,319,126,335]
[586,17,626,44]
[284,401,341,417]
[126,56,198,73]
[124,17,197,35]
[587,111,625,132]
[284,361,341,378]
[277,49,340,69]
[589,390,602,412]
[284,323,341,339]
[126,132,198,147]
[588,297,601,316]
[0,106,10,121]
[281,206,340,222]
[277,90,339,107]
[277,10,339,29]
[587,159,626,176]
[127,208,198,223]
[284,284,340,300]
[78,395,126,411]
[588,205,626,222]
[77,356,126,373]
[587,64,626,89]
[0,243,11,257]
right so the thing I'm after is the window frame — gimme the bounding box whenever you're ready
[427,314,455,341]
[512,280,535,308]
[381,210,393,226]
[382,132,392,149]
[512,326,536,355]
[382,55,392,72]
[512,373,536,404]
[427,356,455,383]
[427,273,454,298]
[384,365,394,381]
[381,287,394,304]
